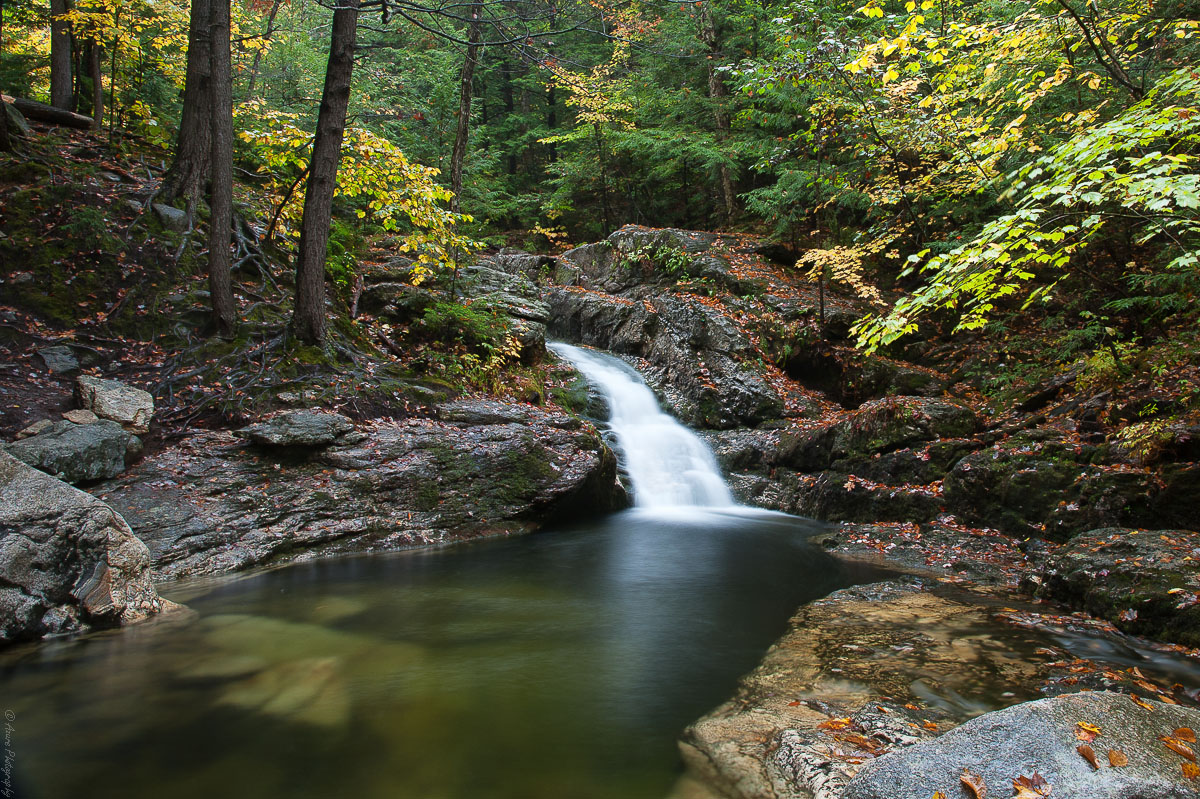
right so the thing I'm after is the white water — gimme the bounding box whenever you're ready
[549,343,736,509]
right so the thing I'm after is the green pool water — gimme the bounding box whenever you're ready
[0,508,888,799]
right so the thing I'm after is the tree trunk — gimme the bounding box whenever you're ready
[50,0,73,110]
[207,0,237,338]
[89,38,103,129]
[4,94,92,127]
[292,0,359,345]
[160,0,213,204]
[697,4,735,220]
[449,4,482,213]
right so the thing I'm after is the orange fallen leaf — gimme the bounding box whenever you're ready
[931,793,946,799]
[1161,736,1197,761]
[1107,749,1128,767]
[923,720,939,731]
[817,717,853,732]
[1131,695,1156,711]
[1077,744,1099,769]
[1176,727,1197,743]
[960,767,987,799]
[1075,721,1101,742]
[1183,762,1199,780]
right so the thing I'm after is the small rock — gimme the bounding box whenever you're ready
[3,101,31,137]
[237,410,354,448]
[15,419,53,439]
[35,345,80,375]
[62,409,100,425]
[152,203,189,232]
[75,375,155,434]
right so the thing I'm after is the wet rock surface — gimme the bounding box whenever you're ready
[97,406,626,579]
[1039,527,1200,646]
[843,692,1200,799]
[681,579,1079,799]
[0,450,172,644]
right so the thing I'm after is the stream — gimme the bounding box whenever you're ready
[2,346,1195,799]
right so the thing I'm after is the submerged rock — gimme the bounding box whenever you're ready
[842,692,1200,799]
[0,450,171,645]
[6,419,138,484]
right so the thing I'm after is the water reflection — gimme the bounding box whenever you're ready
[0,509,885,799]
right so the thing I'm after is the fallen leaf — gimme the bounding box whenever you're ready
[1107,749,1128,767]
[960,767,987,799]
[923,720,939,731]
[1012,772,1052,797]
[931,793,946,799]
[1161,736,1197,761]
[1131,695,1156,711]
[817,717,853,732]
[1077,744,1099,769]
[1176,727,1197,743]
[1184,762,1199,780]
[1075,721,1101,742]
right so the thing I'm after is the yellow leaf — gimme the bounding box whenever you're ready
[1088,76,1101,90]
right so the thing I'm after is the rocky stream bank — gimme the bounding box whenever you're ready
[3,225,1200,798]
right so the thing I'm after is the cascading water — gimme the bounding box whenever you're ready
[549,343,735,509]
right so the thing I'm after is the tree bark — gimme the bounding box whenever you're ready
[292,0,359,345]
[50,0,73,110]
[161,0,213,204]
[89,38,103,129]
[697,4,736,220]
[207,0,237,338]
[449,4,482,213]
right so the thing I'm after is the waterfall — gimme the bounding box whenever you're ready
[549,343,735,509]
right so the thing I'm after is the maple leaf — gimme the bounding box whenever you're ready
[960,767,987,799]
[1074,721,1101,742]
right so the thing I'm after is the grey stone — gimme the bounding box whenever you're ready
[236,410,354,448]
[0,450,171,645]
[436,399,532,426]
[35,345,79,374]
[6,420,136,484]
[152,202,188,232]
[842,692,1200,799]
[75,375,155,433]
[3,101,30,137]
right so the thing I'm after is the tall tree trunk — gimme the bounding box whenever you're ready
[50,0,73,109]
[245,0,283,99]
[449,4,482,213]
[697,4,735,220]
[207,0,236,338]
[89,38,103,129]
[161,0,213,204]
[292,0,359,345]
